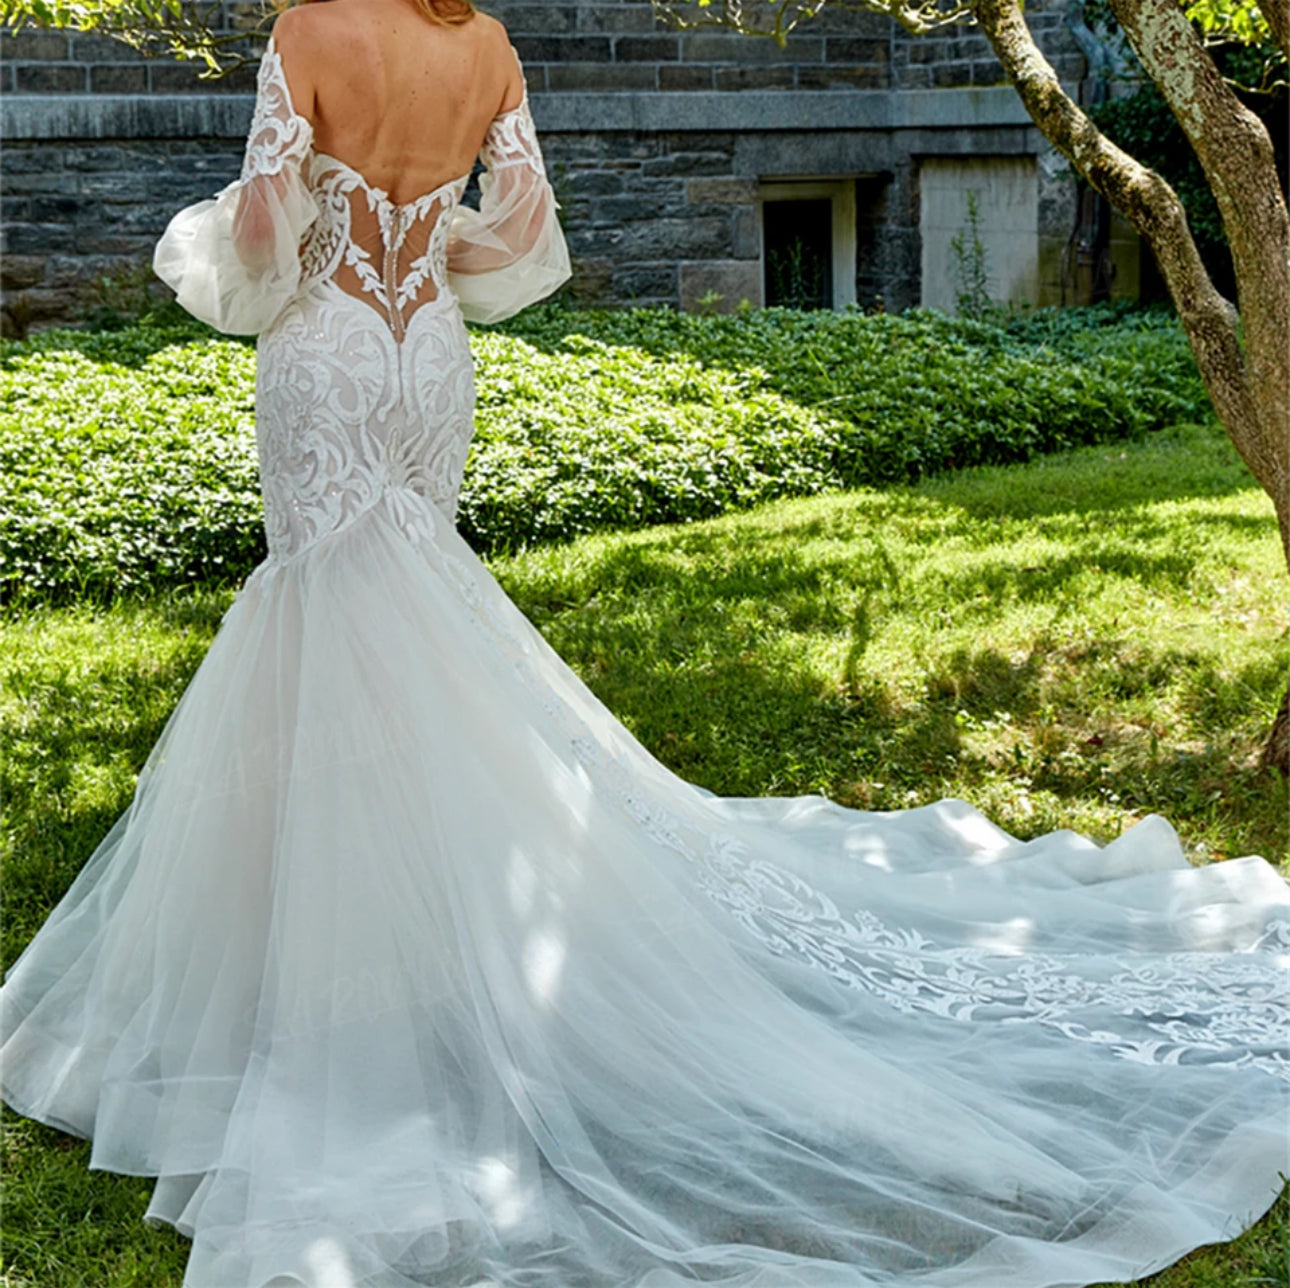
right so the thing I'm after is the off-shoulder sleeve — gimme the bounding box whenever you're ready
[153,38,318,336]
[446,88,572,325]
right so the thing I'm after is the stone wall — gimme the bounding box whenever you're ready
[1,26,259,94]
[0,1,1102,331]
[890,8,1086,89]
[2,101,254,331]
[1,1,1090,94]
[498,1,896,93]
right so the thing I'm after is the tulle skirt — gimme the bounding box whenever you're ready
[3,486,1288,1288]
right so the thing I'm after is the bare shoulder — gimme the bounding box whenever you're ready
[269,3,333,58]
[472,11,524,109]
[266,5,334,117]
[472,9,509,41]
[472,10,519,67]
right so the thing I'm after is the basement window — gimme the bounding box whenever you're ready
[760,179,857,311]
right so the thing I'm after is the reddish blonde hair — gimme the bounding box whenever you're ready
[412,0,475,23]
[277,0,475,22]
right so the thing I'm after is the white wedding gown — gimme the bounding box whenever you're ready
[3,39,1288,1288]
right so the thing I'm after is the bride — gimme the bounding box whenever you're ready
[2,1,1287,1285]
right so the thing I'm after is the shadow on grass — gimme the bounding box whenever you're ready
[512,529,1287,858]
[574,499,1250,617]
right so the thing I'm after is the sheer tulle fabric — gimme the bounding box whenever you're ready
[153,45,318,336]
[5,31,1289,1288]
[152,147,319,336]
[3,494,1287,1288]
[447,110,571,325]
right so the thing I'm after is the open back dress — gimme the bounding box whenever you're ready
[2,33,1287,1288]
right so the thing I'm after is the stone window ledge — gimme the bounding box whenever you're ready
[0,86,1054,142]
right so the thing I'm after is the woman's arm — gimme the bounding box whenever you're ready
[446,59,571,324]
[153,29,318,334]
[233,15,317,274]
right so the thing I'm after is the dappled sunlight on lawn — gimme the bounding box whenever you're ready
[494,436,1287,868]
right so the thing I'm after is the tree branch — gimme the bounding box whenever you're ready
[2,0,267,77]
[1252,0,1290,60]
[1109,0,1289,522]
[969,0,1290,529]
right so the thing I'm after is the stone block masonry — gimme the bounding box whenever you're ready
[1,0,1095,330]
[2,137,248,328]
[3,28,260,95]
[486,0,894,93]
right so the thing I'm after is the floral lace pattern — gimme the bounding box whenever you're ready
[256,292,474,563]
[479,96,545,177]
[700,851,1290,1079]
[301,159,471,341]
[241,46,313,183]
[244,44,540,564]
[412,525,1290,1085]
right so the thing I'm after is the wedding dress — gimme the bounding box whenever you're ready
[2,37,1288,1288]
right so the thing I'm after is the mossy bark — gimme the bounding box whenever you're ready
[1261,679,1290,776]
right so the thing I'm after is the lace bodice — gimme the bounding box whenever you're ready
[154,35,570,338]
[152,35,571,563]
[299,160,468,342]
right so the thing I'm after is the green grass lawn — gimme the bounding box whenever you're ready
[2,415,1287,1286]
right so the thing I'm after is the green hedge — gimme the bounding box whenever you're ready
[1,304,1209,603]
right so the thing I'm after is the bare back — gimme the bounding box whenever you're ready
[273,0,523,205]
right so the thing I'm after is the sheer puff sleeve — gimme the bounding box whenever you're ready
[153,38,318,336]
[446,86,572,325]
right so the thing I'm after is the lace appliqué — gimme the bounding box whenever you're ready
[701,852,1290,1080]
[242,46,313,182]
[426,545,1290,1085]
[480,98,545,178]
[255,296,474,565]
[246,42,478,566]
[299,158,470,342]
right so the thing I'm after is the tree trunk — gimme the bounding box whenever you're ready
[970,0,1290,767]
[1107,0,1290,564]
[1260,676,1290,777]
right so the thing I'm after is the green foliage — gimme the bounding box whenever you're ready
[767,238,828,310]
[81,264,193,334]
[460,323,838,553]
[1184,0,1288,92]
[1093,85,1229,255]
[491,303,1207,497]
[0,305,1209,604]
[1186,0,1273,44]
[998,297,1184,350]
[1086,0,1287,286]
[0,0,265,78]
[0,330,264,603]
[948,190,992,320]
[1092,64,1286,293]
